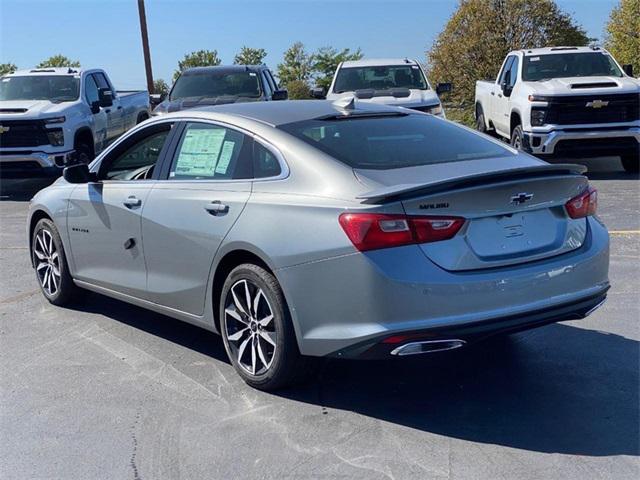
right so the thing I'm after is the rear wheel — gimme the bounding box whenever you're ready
[510,124,524,150]
[621,153,639,174]
[220,263,310,391]
[32,218,78,306]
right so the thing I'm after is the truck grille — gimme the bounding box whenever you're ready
[0,120,50,148]
[545,93,640,125]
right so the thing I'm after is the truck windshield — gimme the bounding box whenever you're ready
[333,66,429,93]
[522,53,623,81]
[0,75,80,102]
[170,71,261,100]
[279,113,511,170]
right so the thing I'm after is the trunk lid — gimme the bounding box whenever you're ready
[355,159,589,271]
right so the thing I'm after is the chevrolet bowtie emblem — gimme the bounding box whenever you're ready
[511,192,534,205]
[586,100,609,108]
[0,125,10,134]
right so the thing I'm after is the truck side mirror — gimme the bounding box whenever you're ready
[90,101,101,114]
[622,64,633,77]
[149,93,166,106]
[63,163,93,184]
[272,89,288,101]
[98,88,113,107]
[311,87,326,99]
[501,75,513,97]
[435,82,452,95]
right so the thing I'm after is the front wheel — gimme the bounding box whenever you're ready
[475,105,488,133]
[32,218,79,306]
[621,153,639,174]
[220,264,311,391]
[510,124,524,150]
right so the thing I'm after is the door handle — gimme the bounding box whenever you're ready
[498,93,503,98]
[204,201,229,215]
[117,106,122,110]
[123,196,142,208]
[105,109,111,113]
[491,91,495,96]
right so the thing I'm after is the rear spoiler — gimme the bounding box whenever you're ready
[356,163,587,203]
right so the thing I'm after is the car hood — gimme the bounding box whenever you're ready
[0,99,70,119]
[522,75,640,96]
[161,96,260,113]
[328,89,441,107]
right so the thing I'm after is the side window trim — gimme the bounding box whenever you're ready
[508,56,520,87]
[498,56,514,84]
[155,118,289,182]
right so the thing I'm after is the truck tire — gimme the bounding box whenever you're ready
[136,112,149,124]
[74,141,94,165]
[510,124,524,150]
[621,154,639,174]
[475,105,488,133]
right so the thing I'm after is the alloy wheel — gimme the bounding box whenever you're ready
[34,229,61,296]
[224,279,277,376]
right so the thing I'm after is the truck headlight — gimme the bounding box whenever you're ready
[44,116,66,124]
[428,104,443,115]
[531,109,547,126]
[46,128,64,146]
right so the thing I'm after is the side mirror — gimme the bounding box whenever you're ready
[63,163,94,184]
[310,87,326,99]
[90,100,101,114]
[435,82,452,95]
[501,78,513,97]
[98,88,113,107]
[622,64,634,77]
[272,89,288,101]
[149,93,166,106]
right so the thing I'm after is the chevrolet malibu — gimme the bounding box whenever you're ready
[27,100,610,390]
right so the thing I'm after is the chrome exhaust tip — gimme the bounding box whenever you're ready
[390,339,467,356]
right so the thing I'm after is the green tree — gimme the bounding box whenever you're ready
[153,78,169,96]
[277,42,314,97]
[0,62,17,75]
[427,0,590,125]
[174,49,221,81]
[312,47,363,90]
[233,46,267,65]
[36,55,81,68]
[605,0,639,76]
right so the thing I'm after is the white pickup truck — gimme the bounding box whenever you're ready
[314,58,451,117]
[0,68,149,176]
[475,46,640,172]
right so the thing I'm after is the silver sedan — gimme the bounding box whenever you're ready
[27,100,610,390]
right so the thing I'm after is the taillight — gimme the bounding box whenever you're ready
[565,186,597,219]
[339,213,465,252]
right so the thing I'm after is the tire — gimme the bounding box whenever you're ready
[32,218,79,306]
[621,153,639,174]
[136,112,149,124]
[475,105,488,133]
[220,263,311,391]
[74,141,94,165]
[510,124,524,150]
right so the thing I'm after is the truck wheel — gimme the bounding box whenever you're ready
[621,154,639,174]
[136,112,149,124]
[510,125,524,150]
[475,105,488,133]
[74,141,94,165]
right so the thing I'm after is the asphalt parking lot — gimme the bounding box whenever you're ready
[0,157,638,480]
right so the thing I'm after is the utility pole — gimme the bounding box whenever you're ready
[137,0,154,93]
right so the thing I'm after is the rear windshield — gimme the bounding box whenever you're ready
[279,113,512,170]
[170,71,262,100]
[333,65,428,93]
[522,52,623,81]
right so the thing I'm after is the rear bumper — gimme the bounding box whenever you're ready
[522,127,640,157]
[0,150,73,177]
[277,217,610,357]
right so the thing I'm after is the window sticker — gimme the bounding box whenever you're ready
[214,140,236,174]
[529,57,540,62]
[173,128,225,177]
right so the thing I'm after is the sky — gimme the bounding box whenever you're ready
[0,0,619,90]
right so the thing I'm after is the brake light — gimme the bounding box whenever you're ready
[565,186,597,219]
[339,213,465,252]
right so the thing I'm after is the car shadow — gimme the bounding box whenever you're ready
[546,156,639,180]
[67,292,638,458]
[0,177,57,201]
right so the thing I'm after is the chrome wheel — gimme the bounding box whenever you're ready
[34,229,61,296]
[224,279,276,376]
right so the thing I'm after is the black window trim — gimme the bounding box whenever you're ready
[497,56,515,85]
[155,118,289,183]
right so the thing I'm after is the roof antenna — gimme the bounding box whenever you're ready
[333,95,356,111]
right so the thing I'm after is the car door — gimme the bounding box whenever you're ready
[493,55,518,136]
[94,72,125,140]
[84,74,109,152]
[67,121,175,298]
[141,121,253,315]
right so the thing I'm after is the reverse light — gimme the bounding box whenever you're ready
[339,213,465,252]
[565,186,597,219]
